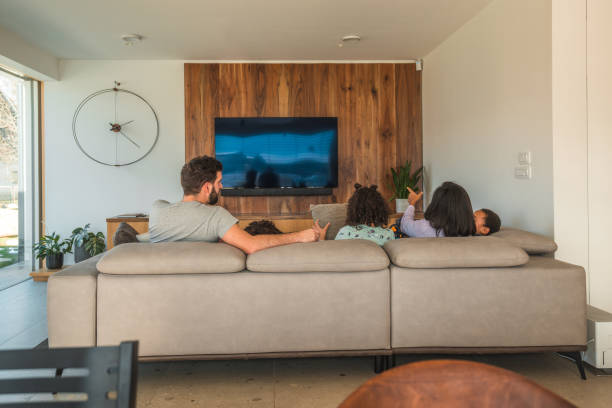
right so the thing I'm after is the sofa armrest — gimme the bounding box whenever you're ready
[47,254,102,347]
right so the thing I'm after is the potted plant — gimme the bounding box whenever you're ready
[34,232,72,269]
[389,160,424,213]
[70,224,106,263]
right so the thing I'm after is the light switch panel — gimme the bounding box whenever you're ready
[515,166,531,179]
[518,151,531,164]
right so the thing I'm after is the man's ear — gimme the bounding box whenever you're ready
[199,181,211,196]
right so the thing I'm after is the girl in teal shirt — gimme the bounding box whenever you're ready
[335,184,395,246]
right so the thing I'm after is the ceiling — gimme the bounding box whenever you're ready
[0,0,492,60]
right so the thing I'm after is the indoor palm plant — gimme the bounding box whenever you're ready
[70,223,106,263]
[34,232,72,269]
[389,160,424,212]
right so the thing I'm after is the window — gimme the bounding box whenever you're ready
[0,67,41,289]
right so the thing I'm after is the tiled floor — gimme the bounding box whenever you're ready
[134,353,612,407]
[0,279,48,350]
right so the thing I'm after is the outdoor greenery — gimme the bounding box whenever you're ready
[0,241,17,269]
[33,232,72,260]
[70,224,106,256]
[389,160,424,200]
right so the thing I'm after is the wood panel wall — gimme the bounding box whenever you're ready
[185,63,422,215]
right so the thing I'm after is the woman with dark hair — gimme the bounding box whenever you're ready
[400,181,476,237]
[335,184,395,246]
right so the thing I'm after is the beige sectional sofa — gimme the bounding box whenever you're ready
[47,229,586,373]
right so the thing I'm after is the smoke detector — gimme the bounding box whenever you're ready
[338,34,361,47]
[121,34,143,46]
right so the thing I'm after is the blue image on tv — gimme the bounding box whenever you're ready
[214,117,338,189]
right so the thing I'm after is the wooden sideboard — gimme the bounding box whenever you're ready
[106,212,417,249]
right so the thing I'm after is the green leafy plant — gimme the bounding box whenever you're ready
[33,232,72,259]
[70,224,106,256]
[84,232,106,256]
[389,160,424,200]
[70,223,91,248]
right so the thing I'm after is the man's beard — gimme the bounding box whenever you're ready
[208,188,219,205]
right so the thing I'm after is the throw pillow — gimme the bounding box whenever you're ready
[113,222,139,247]
[310,203,348,240]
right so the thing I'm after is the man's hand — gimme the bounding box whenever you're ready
[407,186,423,206]
[298,227,319,243]
[313,219,331,241]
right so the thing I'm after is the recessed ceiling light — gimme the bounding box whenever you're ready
[338,34,361,48]
[121,34,143,46]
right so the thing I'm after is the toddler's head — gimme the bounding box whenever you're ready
[474,209,501,236]
[244,220,282,235]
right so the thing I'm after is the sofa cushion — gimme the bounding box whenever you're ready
[492,227,558,255]
[383,236,528,269]
[310,203,347,240]
[97,242,246,275]
[246,240,389,272]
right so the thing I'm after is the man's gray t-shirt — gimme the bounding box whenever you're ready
[148,200,238,243]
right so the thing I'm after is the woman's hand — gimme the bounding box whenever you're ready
[407,187,423,206]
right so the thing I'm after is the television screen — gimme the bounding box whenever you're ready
[215,117,338,190]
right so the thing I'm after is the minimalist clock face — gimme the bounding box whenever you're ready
[72,87,159,166]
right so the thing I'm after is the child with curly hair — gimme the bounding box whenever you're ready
[335,184,395,246]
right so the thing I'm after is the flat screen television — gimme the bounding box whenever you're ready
[215,117,338,196]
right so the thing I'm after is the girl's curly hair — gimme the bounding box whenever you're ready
[345,183,391,227]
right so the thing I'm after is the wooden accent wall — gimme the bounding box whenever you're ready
[185,63,422,215]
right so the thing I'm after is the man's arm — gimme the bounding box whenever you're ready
[221,224,320,254]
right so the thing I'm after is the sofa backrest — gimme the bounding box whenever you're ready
[491,227,558,255]
[383,236,529,269]
[246,239,390,273]
[97,242,246,275]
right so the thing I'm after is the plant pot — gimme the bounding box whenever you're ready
[46,253,64,270]
[395,198,409,213]
[74,244,91,263]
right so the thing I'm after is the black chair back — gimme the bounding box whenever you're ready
[0,341,138,407]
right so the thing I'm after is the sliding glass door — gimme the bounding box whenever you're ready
[0,68,41,289]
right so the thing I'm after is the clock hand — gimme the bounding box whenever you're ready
[119,130,140,148]
[119,120,134,127]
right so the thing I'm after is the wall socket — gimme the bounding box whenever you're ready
[515,165,532,179]
[518,151,531,164]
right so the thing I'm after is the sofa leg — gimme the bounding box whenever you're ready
[558,351,587,380]
[390,354,396,368]
[573,352,587,380]
[374,356,384,373]
[53,368,63,395]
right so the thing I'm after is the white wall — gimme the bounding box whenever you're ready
[552,0,612,311]
[44,60,184,263]
[0,25,59,81]
[552,1,589,296]
[586,0,612,311]
[422,0,553,236]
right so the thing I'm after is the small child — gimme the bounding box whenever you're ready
[335,184,395,246]
[244,220,282,235]
[474,209,501,236]
[401,182,476,237]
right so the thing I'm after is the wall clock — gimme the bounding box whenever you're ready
[72,82,159,166]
